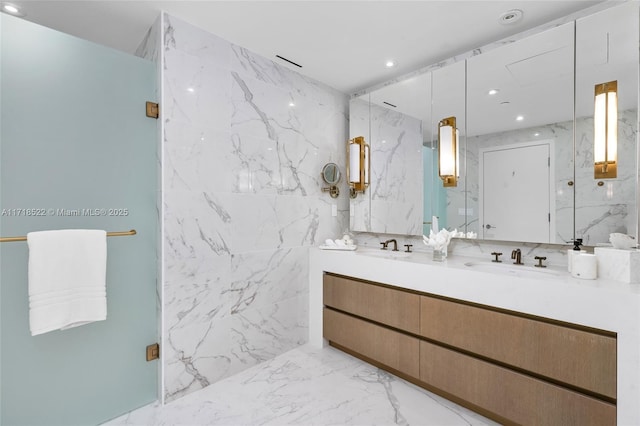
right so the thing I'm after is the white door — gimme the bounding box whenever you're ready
[480,142,552,243]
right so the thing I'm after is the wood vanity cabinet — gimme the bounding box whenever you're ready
[323,272,420,334]
[322,273,617,426]
[419,295,616,399]
[323,309,420,378]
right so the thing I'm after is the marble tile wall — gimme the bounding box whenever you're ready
[160,14,349,402]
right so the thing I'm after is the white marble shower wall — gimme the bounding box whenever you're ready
[160,13,349,402]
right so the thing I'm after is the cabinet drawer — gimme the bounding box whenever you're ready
[323,274,420,334]
[420,341,616,426]
[324,308,420,378]
[420,296,616,399]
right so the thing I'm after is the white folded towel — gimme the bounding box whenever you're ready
[27,229,107,336]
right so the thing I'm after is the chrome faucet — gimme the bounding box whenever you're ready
[385,239,399,251]
[511,248,523,265]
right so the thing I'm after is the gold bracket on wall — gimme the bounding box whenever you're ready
[146,102,159,119]
[321,186,340,198]
[146,343,160,361]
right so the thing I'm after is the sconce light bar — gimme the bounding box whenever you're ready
[594,80,617,179]
[347,136,370,198]
[438,116,459,187]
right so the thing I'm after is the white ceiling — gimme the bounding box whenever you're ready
[5,0,604,94]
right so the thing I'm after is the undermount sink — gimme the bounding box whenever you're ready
[464,261,561,279]
[356,249,412,259]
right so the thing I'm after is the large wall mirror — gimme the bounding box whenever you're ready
[466,22,575,244]
[574,2,639,245]
[349,94,371,231]
[349,1,639,245]
[349,76,427,235]
[429,61,466,235]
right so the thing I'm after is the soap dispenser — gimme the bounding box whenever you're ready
[567,239,584,272]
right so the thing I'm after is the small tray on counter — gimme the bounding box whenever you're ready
[319,244,357,251]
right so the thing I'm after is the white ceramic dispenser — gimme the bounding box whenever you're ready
[567,239,585,272]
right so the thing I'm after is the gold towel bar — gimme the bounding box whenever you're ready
[0,229,137,243]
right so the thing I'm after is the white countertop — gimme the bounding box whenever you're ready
[308,247,640,425]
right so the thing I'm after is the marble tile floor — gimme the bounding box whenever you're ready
[106,345,497,426]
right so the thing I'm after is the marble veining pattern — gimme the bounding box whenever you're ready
[162,13,349,402]
[106,345,496,426]
[595,247,640,283]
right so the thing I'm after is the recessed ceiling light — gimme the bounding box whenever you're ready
[2,3,25,16]
[386,60,395,68]
[516,115,524,121]
[288,102,295,107]
[499,9,523,25]
[488,89,499,95]
[534,132,540,137]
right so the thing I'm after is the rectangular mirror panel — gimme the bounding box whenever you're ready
[466,23,575,243]
[574,2,639,245]
[432,61,467,234]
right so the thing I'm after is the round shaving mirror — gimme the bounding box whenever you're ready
[321,163,341,198]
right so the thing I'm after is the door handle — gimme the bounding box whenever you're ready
[485,224,496,230]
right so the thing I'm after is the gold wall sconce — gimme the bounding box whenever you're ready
[594,80,617,179]
[321,162,341,198]
[347,136,370,198]
[438,116,459,187]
